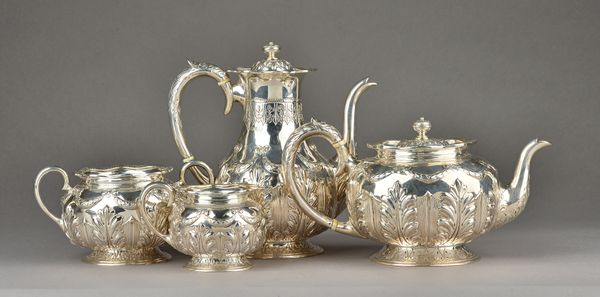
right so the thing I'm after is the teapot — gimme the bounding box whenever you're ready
[139,161,266,271]
[168,42,345,258]
[282,78,551,266]
[34,165,172,265]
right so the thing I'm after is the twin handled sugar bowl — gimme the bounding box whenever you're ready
[139,161,267,272]
[283,78,551,266]
[34,165,173,265]
[168,42,345,258]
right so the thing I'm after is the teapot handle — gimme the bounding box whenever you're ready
[34,166,72,228]
[139,181,174,243]
[168,60,235,184]
[282,119,361,238]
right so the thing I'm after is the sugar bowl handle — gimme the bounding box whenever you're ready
[139,182,174,243]
[168,61,234,184]
[34,166,72,228]
[282,119,361,238]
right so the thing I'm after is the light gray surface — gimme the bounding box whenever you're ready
[1,227,600,296]
[1,0,599,295]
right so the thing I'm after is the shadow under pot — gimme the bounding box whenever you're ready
[140,161,267,272]
[34,165,173,265]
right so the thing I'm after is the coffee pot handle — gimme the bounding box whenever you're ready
[34,166,72,228]
[168,60,235,184]
[179,160,215,186]
[139,182,174,244]
[282,120,362,238]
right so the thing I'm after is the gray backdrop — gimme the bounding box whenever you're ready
[1,0,599,296]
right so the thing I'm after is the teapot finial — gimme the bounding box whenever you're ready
[413,117,431,140]
[263,42,280,60]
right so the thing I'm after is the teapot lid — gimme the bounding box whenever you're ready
[368,117,474,164]
[234,42,312,74]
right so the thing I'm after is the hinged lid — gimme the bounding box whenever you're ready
[234,42,312,75]
[367,117,475,164]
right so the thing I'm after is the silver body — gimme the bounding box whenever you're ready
[168,43,345,258]
[140,161,266,271]
[34,165,172,265]
[282,78,551,266]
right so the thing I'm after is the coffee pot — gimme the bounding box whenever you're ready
[168,42,346,258]
[282,78,551,266]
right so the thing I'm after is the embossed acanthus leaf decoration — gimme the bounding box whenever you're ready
[379,181,419,246]
[364,178,491,247]
[437,179,478,244]
[89,205,125,248]
[177,209,263,257]
[62,206,84,246]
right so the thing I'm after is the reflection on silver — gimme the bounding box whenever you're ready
[140,161,266,272]
[283,77,551,266]
[168,42,345,258]
[34,165,173,265]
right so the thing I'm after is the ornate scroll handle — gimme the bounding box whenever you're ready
[34,166,72,228]
[168,60,235,184]
[282,119,362,238]
[179,160,215,186]
[139,181,174,243]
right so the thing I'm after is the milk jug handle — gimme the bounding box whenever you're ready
[34,166,72,228]
[139,182,174,243]
[282,120,362,238]
[168,60,235,184]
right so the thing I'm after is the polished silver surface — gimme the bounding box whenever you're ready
[34,165,173,265]
[168,42,345,258]
[283,77,551,266]
[140,161,266,271]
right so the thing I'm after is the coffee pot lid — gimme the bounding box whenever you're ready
[234,42,312,74]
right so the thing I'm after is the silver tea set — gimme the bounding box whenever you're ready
[34,42,550,270]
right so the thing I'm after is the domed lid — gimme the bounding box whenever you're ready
[368,117,474,164]
[234,42,312,75]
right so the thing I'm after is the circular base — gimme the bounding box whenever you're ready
[185,255,253,272]
[250,240,323,259]
[83,247,171,265]
[370,245,479,266]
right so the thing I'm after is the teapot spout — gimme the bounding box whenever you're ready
[495,139,551,228]
[343,77,377,156]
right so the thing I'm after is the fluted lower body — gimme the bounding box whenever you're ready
[61,189,172,265]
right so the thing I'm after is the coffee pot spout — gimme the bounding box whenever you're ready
[343,77,377,156]
[495,139,551,228]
